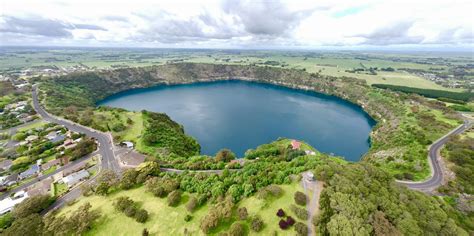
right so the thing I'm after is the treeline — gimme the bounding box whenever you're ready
[141,111,200,158]
[313,162,469,235]
[372,84,474,102]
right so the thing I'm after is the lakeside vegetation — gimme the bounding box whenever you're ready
[39,63,464,180]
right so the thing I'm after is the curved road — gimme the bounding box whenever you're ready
[31,85,122,211]
[398,117,472,191]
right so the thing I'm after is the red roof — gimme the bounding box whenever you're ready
[291,140,301,150]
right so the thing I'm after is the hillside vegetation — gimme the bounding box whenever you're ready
[39,63,462,180]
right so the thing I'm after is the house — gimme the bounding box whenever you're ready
[45,131,58,140]
[0,191,28,215]
[26,178,53,197]
[1,174,18,187]
[25,135,39,143]
[291,140,301,150]
[41,159,61,171]
[51,135,66,144]
[0,160,12,171]
[19,164,39,180]
[62,169,89,188]
[120,141,134,149]
[62,161,87,176]
[305,150,316,155]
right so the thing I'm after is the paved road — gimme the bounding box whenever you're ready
[398,117,472,191]
[32,85,121,176]
[31,85,122,211]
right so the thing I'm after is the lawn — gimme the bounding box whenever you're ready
[18,120,48,132]
[53,183,68,197]
[59,187,210,236]
[239,183,306,236]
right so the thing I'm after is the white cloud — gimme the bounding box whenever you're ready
[0,0,472,49]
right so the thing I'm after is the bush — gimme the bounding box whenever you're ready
[184,214,193,222]
[124,206,137,217]
[279,219,289,229]
[228,222,245,236]
[276,209,286,217]
[134,209,149,223]
[114,196,135,212]
[237,207,248,220]
[372,84,474,101]
[167,190,182,207]
[186,197,198,212]
[215,149,236,162]
[257,185,283,200]
[290,204,309,220]
[13,195,53,218]
[250,215,264,232]
[294,222,308,236]
[294,191,307,206]
[286,216,295,226]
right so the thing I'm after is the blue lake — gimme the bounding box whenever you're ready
[98,80,375,161]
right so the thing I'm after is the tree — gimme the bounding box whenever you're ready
[114,196,135,212]
[294,191,307,206]
[290,204,309,220]
[13,195,53,218]
[286,216,295,226]
[371,211,401,236]
[237,207,248,220]
[134,209,149,223]
[124,206,137,217]
[279,219,289,230]
[276,209,286,217]
[294,222,308,236]
[3,213,43,236]
[120,169,138,189]
[250,215,264,232]
[215,149,236,162]
[95,169,119,195]
[228,222,245,236]
[167,190,182,207]
[186,197,198,212]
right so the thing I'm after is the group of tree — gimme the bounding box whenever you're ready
[113,196,149,223]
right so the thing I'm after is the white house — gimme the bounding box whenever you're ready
[62,169,90,188]
[0,191,29,215]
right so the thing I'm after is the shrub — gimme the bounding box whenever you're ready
[294,191,307,206]
[167,190,182,207]
[290,204,309,220]
[215,149,236,162]
[142,228,149,236]
[276,209,286,217]
[186,197,198,212]
[184,214,193,222]
[113,196,134,212]
[237,207,248,220]
[134,209,149,223]
[124,206,137,217]
[279,219,289,229]
[257,185,283,199]
[286,216,295,226]
[228,222,245,236]
[294,222,308,236]
[250,215,264,232]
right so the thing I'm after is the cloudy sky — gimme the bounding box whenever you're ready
[0,0,473,49]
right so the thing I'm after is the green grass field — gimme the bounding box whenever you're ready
[18,120,48,132]
[59,187,209,236]
[239,183,306,236]
[58,182,307,235]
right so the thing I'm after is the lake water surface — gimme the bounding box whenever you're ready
[98,80,375,161]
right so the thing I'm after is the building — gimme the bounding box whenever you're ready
[50,135,66,144]
[0,191,28,215]
[62,169,90,188]
[19,164,39,180]
[41,159,61,171]
[0,173,18,187]
[26,178,53,197]
[291,140,302,150]
[0,160,12,171]
[25,135,38,143]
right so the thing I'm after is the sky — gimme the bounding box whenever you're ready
[0,0,473,50]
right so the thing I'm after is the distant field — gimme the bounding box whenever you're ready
[1,49,470,92]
